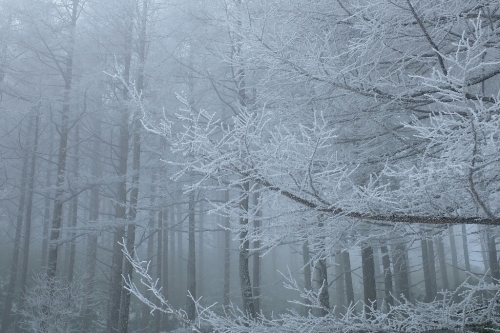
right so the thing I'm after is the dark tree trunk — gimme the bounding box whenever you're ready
[0,115,32,333]
[108,109,129,332]
[448,225,460,288]
[119,108,142,333]
[154,210,162,333]
[67,124,80,284]
[421,239,433,302]
[315,219,330,316]
[316,258,330,316]
[177,201,184,303]
[462,224,470,273]
[427,238,438,298]
[480,228,490,279]
[15,109,40,333]
[170,204,176,302]
[119,223,136,333]
[108,7,132,333]
[252,190,261,314]
[302,240,312,314]
[42,3,79,329]
[380,245,394,308]
[362,246,377,314]
[420,239,432,302]
[120,0,148,327]
[186,191,197,320]
[82,112,101,332]
[44,58,76,325]
[157,207,169,332]
[231,0,254,316]
[487,228,500,282]
[373,247,383,304]
[343,250,355,308]
[435,235,449,291]
[63,202,73,278]
[45,0,78,285]
[334,251,345,315]
[143,172,157,331]
[239,181,255,318]
[392,243,410,301]
[41,126,54,267]
[169,203,177,295]
[223,190,231,307]
[198,199,205,299]
[162,208,170,329]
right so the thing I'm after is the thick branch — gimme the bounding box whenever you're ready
[250,172,498,226]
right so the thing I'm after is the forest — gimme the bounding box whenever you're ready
[1,0,500,332]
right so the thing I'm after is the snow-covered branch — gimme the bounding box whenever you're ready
[124,244,500,333]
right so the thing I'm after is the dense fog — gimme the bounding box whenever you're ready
[1,0,500,332]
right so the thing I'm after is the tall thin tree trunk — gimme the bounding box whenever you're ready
[154,209,161,333]
[480,228,490,279]
[82,112,101,332]
[41,2,79,331]
[435,235,449,291]
[421,239,433,302]
[44,0,75,286]
[302,240,312,314]
[119,101,143,333]
[393,243,410,301]
[405,247,413,297]
[343,250,355,308]
[198,199,205,299]
[487,228,500,282]
[108,8,132,333]
[239,181,255,318]
[63,202,73,277]
[252,190,261,314]
[15,109,40,333]
[108,109,129,331]
[119,222,136,333]
[462,224,470,273]
[186,191,197,320]
[362,246,377,314]
[162,208,169,329]
[170,204,176,303]
[272,246,277,282]
[380,245,394,308]
[231,0,254,316]
[427,238,437,298]
[448,225,460,288]
[334,251,345,316]
[120,0,148,325]
[315,219,330,316]
[0,115,32,333]
[373,247,383,305]
[157,207,168,332]
[316,257,330,316]
[108,144,128,333]
[143,172,157,330]
[41,126,54,267]
[177,201,184,303]
[45,0,77,281]
[223,190,231,307]
[68,124,80,284]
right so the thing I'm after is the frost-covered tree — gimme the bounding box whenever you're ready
[136,0,500,331]
[20,274,94,333]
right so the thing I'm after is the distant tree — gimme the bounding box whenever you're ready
[1,114,33,333]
